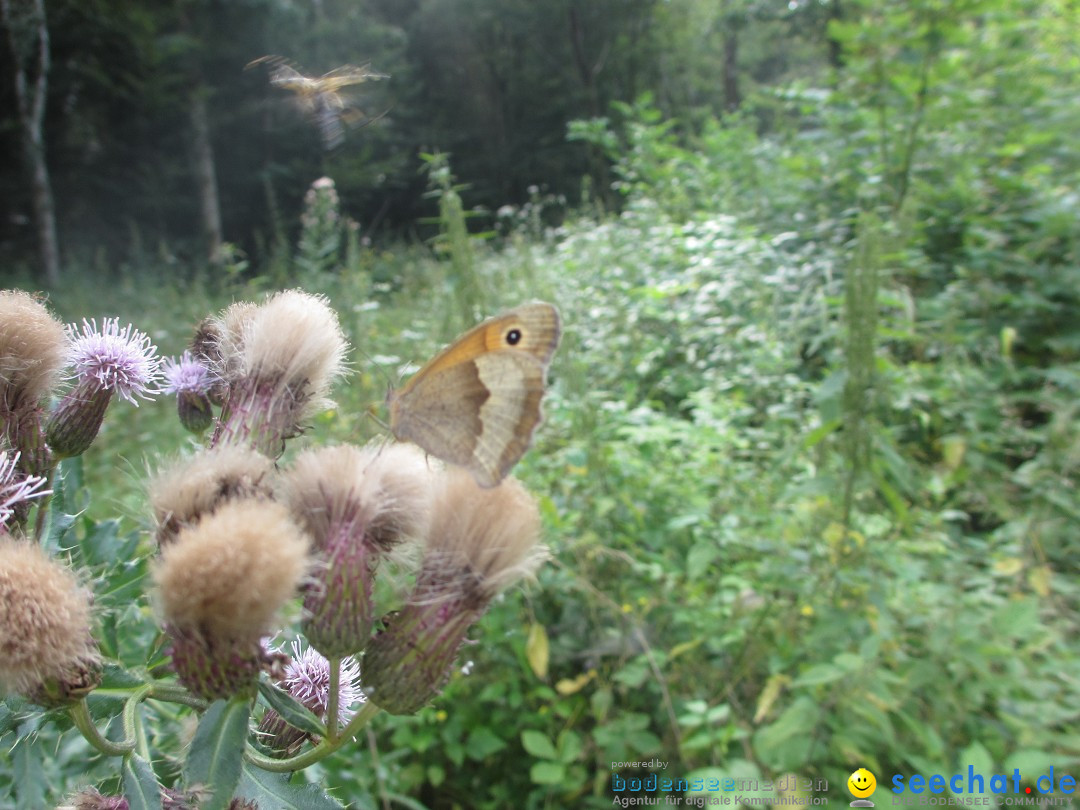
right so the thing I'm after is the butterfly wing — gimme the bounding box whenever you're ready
[470,351,548,485]
[390,351,546,487]
[388,302,561,487]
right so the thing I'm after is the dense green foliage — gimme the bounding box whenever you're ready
[2,0,1079,808]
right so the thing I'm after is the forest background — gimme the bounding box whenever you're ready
[1,0,1078,808]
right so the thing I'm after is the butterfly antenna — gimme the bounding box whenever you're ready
[353,343,399,390]
[350,343,403,433]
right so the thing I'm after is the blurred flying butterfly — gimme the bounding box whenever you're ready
[247,56,388,149]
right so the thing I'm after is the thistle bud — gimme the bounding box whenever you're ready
[281,443,433,657]
[0,539,101,707]
[209,291,347,458]
[0,290,66,477]
[153,500,309,700]
[362,470,546,714]
[46,318,161,459]
[161,351,217,434]
[148,446,274,547]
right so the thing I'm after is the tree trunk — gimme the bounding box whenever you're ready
[568,4,614,207]
[2,0,61,286]
[722,20,741,112]
[826,0,845,70]
[568,4,604,119]
[190,88,224,267]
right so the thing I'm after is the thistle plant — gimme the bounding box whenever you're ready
[296,176,344,277]
[0,285,548,809]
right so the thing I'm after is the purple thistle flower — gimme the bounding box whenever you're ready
[0,450,51,527]
[282,639,363,726]
[161,351,216,396]
[161,351,218,434]
[65,318,161,405]
[46,318,161,458]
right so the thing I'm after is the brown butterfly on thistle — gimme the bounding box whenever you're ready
[387,302,561,488]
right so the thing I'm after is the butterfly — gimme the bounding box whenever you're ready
[388,303,561,488]
[248,56,388,149]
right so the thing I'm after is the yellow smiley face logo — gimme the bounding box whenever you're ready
[848,768,877,798]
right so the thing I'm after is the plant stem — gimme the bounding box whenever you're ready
[69,698,136,757]
[325,656,341,743]
[147,681,208,709]
[31,468,54,542]
[245,700,381,772]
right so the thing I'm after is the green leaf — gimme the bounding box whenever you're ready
[687,540,719,574]
[992,598,1040,640]
[752,697,820,772]
[13,734,45,810]
[591,688,613,721]
[427,764,446,787]
[0,701,15,736]
[184,698,251,810]
[802,419,841,448]
[557,730,584,764]
[530,761,566,785]
[122,754,163,810]
[612,657,650,688]
[1004,750,1062,778]
[258,678,325,737]
[959,741,994,775]
[42,461,81,550]
[86,663,146,715]
[465,726,506,760]
[792,664,846,687]
[521,729,558,760]
[236,763,345,809]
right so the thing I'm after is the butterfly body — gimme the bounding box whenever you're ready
[388,303,561,488]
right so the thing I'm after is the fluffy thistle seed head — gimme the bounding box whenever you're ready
[195,302,259,386]
[283,442,434,657]
[0,539,99,701]
[361,471,546,714]
[154,499,310,699]
[239,290,347,411]
[423,469,547,606]
[149,446,275,546]
[209,291,348,457]
[0,290,66,412]
[282,442,433,551]
[154,499,310,641]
